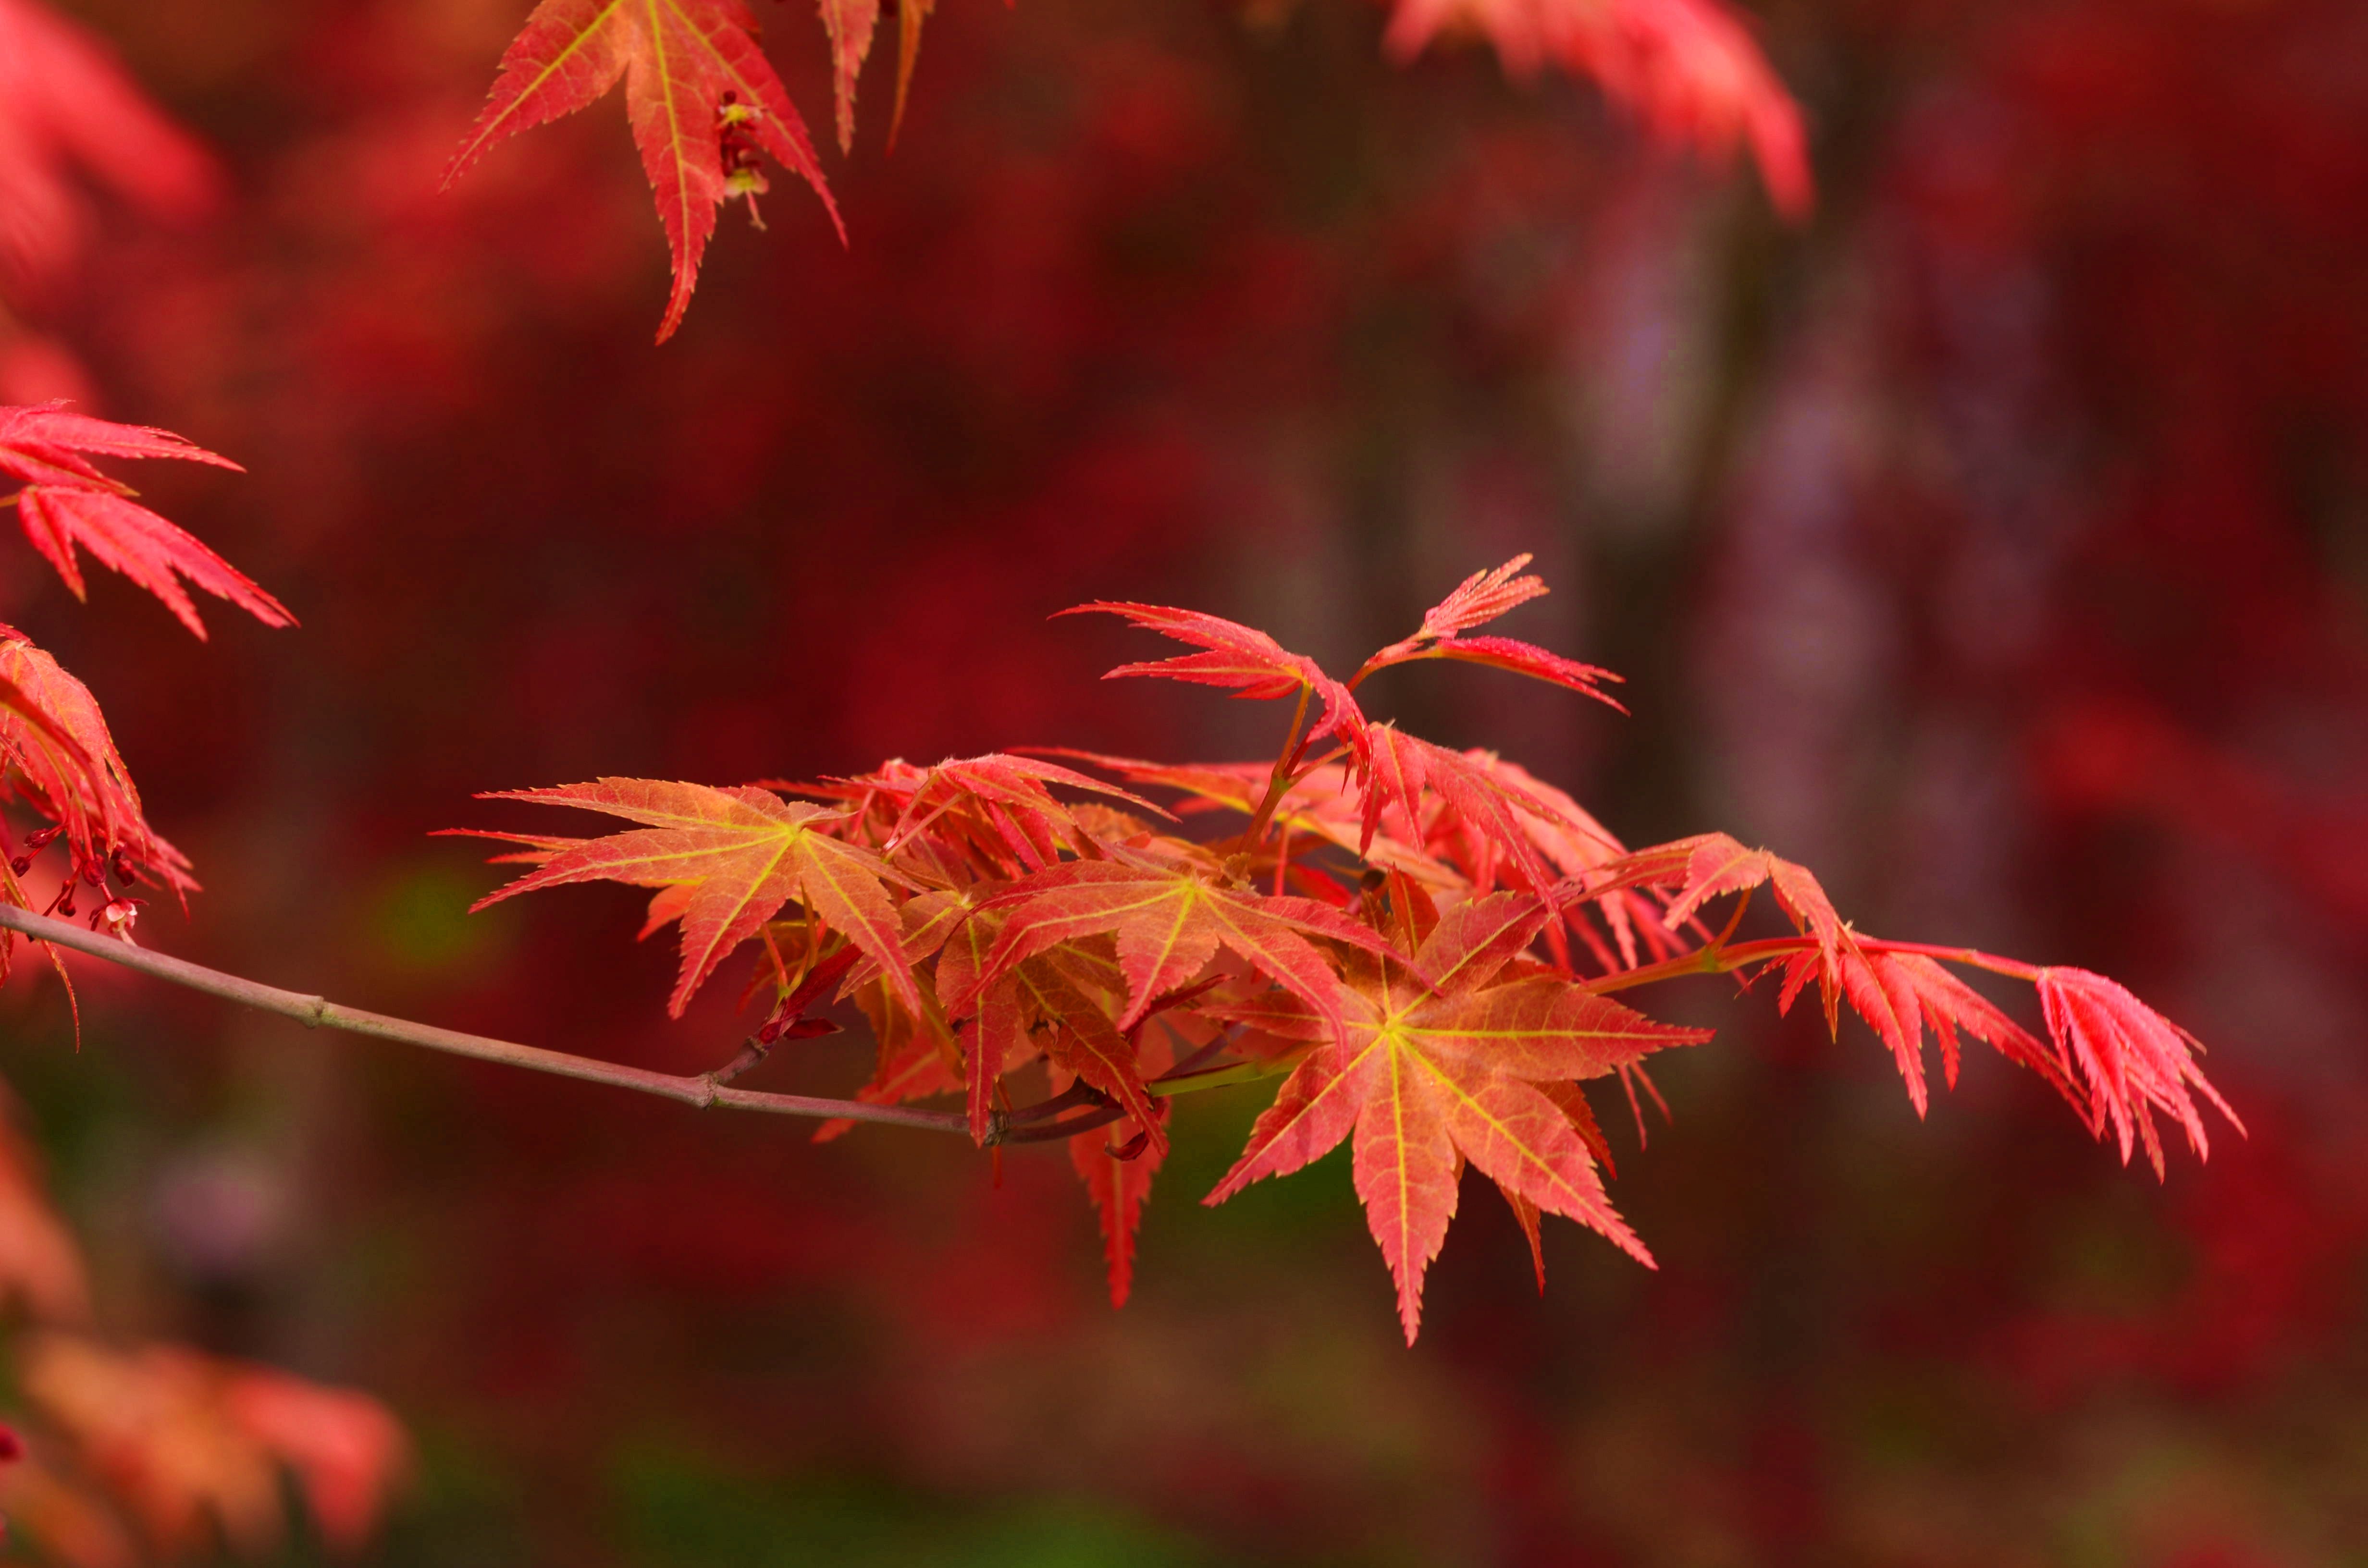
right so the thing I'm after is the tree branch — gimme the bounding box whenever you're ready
[0,902,971,1137]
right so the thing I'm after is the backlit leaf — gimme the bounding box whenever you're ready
[444,0,840,341]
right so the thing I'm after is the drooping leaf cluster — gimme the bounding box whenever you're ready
[0,404,290,943]
[462,559,2239,1340]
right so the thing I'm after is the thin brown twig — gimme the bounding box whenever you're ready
[0,902,970,1137]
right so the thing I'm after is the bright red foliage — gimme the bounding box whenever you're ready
[446,0,1810,337]
[457,778,922,1017]
[443,0,840,341]
[0,0,2339,1551]
[0,404,290,640]
[464,560,2238,1334]
[0,403,286,902]
[0,0,216,290]
[1381,0,1811,217]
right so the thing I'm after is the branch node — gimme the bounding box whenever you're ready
[706,1035,772,1087]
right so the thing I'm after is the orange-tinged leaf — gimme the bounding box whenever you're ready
[1423,1065,1641,1266]
[1503,1186,1546,1293]
[815,0,878,154]
[888,0,934,147]
[1060,601,1370,761]
[1361,727,1580,891]
[960,976,1024,1144]
[0,1454,139,1568]
[444,0,840,342]
[0,633,195,894]
[1419,890,1549,994]
[1541,1078,1615,1176]
[1497,1080,1619,1292]
[814,978,961,1141]
[0,1108,87,1324]
[1040,749,1450,886]
[1356,555,1624,709]
[0,403,287,640]
[1208,939,1702,1340]
[1071,1115,1164,1309]
[1354,1043,1460,1343]
[458,778,920,1016]
[20,1334,405,1558]
[970,855,1397,1037]
[1381,0,1812,218]
[871,751,1168,869]
[218,1367,409,1554]
[1024,965,1162,1151]
[1593,832,1899,1050]
[1204,1038,1384,1200]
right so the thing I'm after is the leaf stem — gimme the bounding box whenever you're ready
[1580,927,2046,995]
[1239,682,1314,847]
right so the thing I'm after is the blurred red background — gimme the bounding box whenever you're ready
[3,0,2367,1560]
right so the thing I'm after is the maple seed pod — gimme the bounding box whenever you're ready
[55,891,73,919]
[23,826,60,851]
[110,846,136,884]
[8,858,26,877]
[81,858,105,886]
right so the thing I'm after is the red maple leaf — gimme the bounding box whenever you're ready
[0,404,291,640]
[814,0,879,155]
[1360,725,1579,891]
[1071,1117,1164,1310]
[455,779,921,1017]
[1205,893,1709,1341]
[0,633,194,894]
[1591,834,2241,1162]
[1381,0,1812,219]
[444,0,840,342]
[875,752,1167,870]
[812,0,937,153]
[811,978,962,1143]
[1354,554,1625,710]
[2035,967,2243,1176]
[960,850,1403,1041]
[1060,601,1371,763]
[1590,831,1886,1029]
[0,0,219,288]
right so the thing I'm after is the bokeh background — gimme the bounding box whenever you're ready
[4,0,2368,1560]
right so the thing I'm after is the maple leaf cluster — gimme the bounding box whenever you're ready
[0,404,289,953]
[463,558,2239,1341]
[0,1115,406,1566]
[441,0,1809,340]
